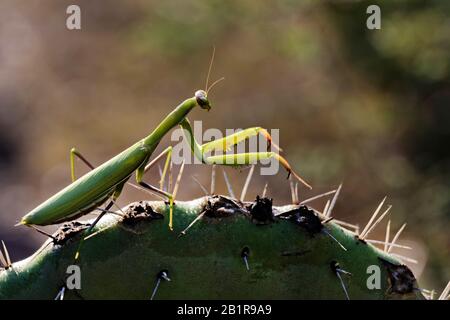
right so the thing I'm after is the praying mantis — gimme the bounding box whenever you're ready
[18,56,311,241]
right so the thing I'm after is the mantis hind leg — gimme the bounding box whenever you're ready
[86,201,114,233]
[88,182,125,232]
[24,148,113,242]
[74,182,125,260]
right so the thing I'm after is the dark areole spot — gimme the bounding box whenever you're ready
[379,258,417,294]
[204,195,247,218]
[290,205,323,236]
[247,195,274,224]
[121,201,163,226]
[241,246,250,258]
[53,221,90,245]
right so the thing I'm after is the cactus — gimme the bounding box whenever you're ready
[0,194,425,300]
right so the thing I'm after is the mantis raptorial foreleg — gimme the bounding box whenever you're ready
[180,119,311,189]
[201,127,281,154]
[205,153,311,189]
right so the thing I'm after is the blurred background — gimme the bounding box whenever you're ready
[0,0,448,293]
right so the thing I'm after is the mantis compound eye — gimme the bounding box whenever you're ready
[195,90,211,110]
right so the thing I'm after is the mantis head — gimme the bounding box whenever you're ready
[195,90,211,111]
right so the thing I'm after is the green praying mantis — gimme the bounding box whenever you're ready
[18,56,311,246]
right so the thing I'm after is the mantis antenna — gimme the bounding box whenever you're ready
[205,46,225,95]
[205,47,215,91]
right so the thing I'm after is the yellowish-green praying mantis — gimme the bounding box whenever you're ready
[18,53,311,245]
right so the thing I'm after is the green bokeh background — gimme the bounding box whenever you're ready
[0,0,448,293]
